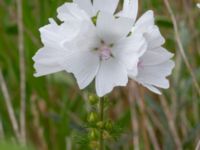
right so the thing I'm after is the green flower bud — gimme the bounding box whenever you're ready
[88,95,98,105]
[89,141,99,149]
[105,120,113,131]
[96,121,104,129]
[103,131,111,140]
[88,129,99,140]
[87,112,98,123]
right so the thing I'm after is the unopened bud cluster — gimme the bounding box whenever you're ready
[87,94,113,149]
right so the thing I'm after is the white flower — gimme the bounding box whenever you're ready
[73,0,120,17]
[197,3,200,9]
[33,0,175,96]
[125,8,175,94]
[33,1,147,97]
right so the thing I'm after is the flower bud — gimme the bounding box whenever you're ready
[96,121,104,129]
[105,120,113,131]
[87,112,98,123]
[89,141,99,149]
[88,129,99,140]
[103,131,111,140]
[88,95,98,105]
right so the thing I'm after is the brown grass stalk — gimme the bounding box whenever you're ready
[0,69,20,139]
[160,95,182,150]
[0,118,4,139]
[163,0,200,97]
[136,86,160,150]
[128,81,160,150]
[147,108,165,135]
[17,0,26,144]
[196,139,200,150]
[128,82,140,150]
[66,137,72,150]
[31,95,48,150]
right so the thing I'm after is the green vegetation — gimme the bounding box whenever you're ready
[0,0,200,149]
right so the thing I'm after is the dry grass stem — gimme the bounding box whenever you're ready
[196,139,200,150]
[135,86,160,150]
[66,137,72,150]
[17,0,26,144]
[0,119,4,139]
[128,82,140,150]
[163,0,200,97]
[129,81,160,150]
[160,96,182,150]
[0,69,20,139]
[147,108,165,135]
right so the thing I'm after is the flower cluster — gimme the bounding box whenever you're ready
[33,0,174,97]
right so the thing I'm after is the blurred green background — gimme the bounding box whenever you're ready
[0,0,200,149]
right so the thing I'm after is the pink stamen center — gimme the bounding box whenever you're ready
[98,44,112,61]
[138,60,144,69]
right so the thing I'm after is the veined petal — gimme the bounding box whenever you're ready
[140,47,174,66]
[144,26,165,49]
[65,20,100,52]
[57,3,90,22]
[39,19,80,48]
[73,0,95,17]
[118,0,138,22]
[63,51,100,89]
[95,58,128,97]
[134,10,154,34]
[93,0,119,15]
[112,34,147,71]
[96,12,133,44]
[133,60,175,89]
[33,47,65,77]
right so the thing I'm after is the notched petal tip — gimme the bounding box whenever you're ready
[33,72,40,77]
[146,10,154,16]
[143,84,162,95]
[169,52,175,59]
[48,18,57,25]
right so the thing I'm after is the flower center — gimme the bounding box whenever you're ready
[97,43,112,61]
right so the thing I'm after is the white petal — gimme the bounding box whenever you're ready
[33,47,65,77]
[63,51,100,89]
[197,3,200,8]
[95,58,128,97]
[73,0,95,17]
[64,20,100,53]
[93,0,119,14]
[135,60,175,89]
[118,0,138,22]
[58,12,100,52]
[74,22,100,51]
[57,3,90,22]
[134,10,154,34]
[140,47,174,66]
[144,26,165,49]
[112,33,147,70]
[143,84,161,95]
[39,19,80,48]
[96,12,133,44]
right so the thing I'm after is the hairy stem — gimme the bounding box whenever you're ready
[99,97,104,150]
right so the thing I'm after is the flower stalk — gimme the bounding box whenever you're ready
[99,97,104,150]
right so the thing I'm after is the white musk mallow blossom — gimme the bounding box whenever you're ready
[33,0,175,97]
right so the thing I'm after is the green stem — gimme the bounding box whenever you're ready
[99,97,104,150]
